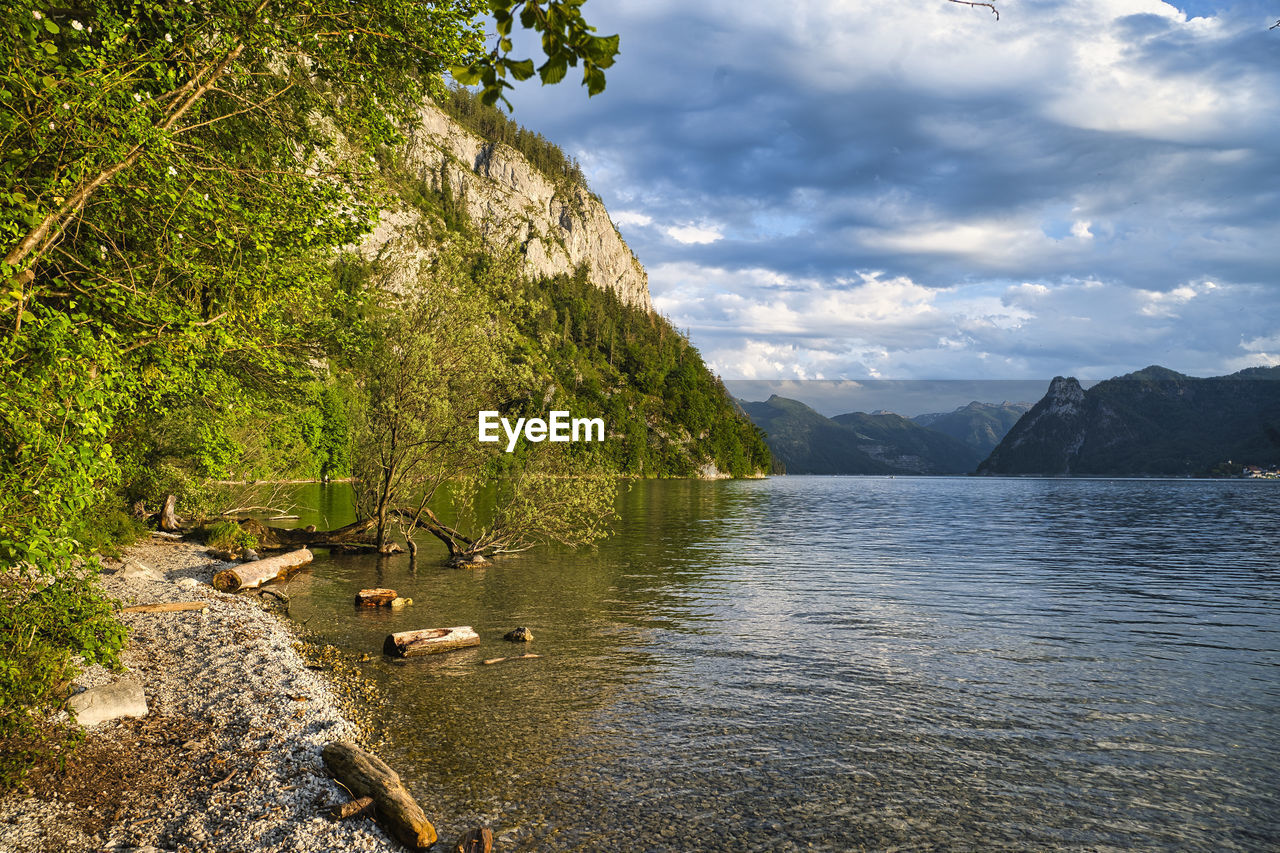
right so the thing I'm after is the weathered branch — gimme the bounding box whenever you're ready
[947,0,999,19]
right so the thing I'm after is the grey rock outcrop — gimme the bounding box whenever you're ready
[977,377,1090,476]
[361,102,652,312]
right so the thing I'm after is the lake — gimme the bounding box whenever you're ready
[279,477,1280,851]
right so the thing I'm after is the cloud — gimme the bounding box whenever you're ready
[665,222,723,244]
[501,0,1280,380]
[612,210,653,228]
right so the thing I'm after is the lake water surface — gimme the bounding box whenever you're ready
[281,477,1280,851]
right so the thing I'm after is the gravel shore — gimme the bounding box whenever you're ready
[0,538,403,853]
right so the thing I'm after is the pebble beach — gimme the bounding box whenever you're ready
[0,538,404,853]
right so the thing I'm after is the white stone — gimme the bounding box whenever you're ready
[67,678,148,726]
[118,559,165,581]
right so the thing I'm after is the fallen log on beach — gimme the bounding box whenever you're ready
[211,548,312,592]
[321,741,437,849]
[383,626,479,658]
[119,601,209,614]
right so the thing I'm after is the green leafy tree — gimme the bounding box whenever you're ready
[350,239,516,553]
[349,236,615,562]
[0,0,617,788]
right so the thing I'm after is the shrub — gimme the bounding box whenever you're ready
[204,520,258,554]
[0,562,127,790]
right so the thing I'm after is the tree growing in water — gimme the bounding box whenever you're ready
[349,238,615,562]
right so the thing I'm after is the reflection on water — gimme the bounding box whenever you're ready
[279,478,1280,851]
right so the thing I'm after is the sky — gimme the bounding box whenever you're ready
[499,0,1280,384]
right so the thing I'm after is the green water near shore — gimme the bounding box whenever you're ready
[269,477,1280,851]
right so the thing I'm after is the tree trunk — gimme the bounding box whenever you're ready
[383,626,480,658]
[160,494,180,531]
[235,518,379,551]
[321,742,437,850]
[211,548,312,592]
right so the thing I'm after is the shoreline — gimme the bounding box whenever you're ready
[0,539,404,853]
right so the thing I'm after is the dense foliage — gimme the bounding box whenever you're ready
[509,267,771,477]
[0,0,619,788]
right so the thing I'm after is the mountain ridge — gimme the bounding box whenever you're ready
[979,365,1280,476]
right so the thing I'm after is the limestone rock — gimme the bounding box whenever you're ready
[67,678,148,727]
[118,559,164,581]
[361,102,653,314]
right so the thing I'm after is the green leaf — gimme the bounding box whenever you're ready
[451,64,482,86]
[44,19,60,35]
[42,42,58,55]
[539,56,568,86]
[584,65,606,96]
[507,58,535,81]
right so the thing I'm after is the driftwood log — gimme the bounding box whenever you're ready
[211,548,312,593]
[356,588,397,607]
[482,653,540,666]
[383,626,480,658]
[235,518,382,552]
[119,601,209,614]
[321,741,437,849]
[453,827,494,853]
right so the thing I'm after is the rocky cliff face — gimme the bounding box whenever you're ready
[360,102,652,312]
[978,377,1091,475]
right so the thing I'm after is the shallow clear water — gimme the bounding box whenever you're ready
[282,477,1280,851]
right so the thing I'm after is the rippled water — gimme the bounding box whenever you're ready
[282,477,1280,851]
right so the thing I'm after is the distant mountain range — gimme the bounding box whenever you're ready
[911,401,1032,456]
[738,396,1029,475]
[978,365,1280,476]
